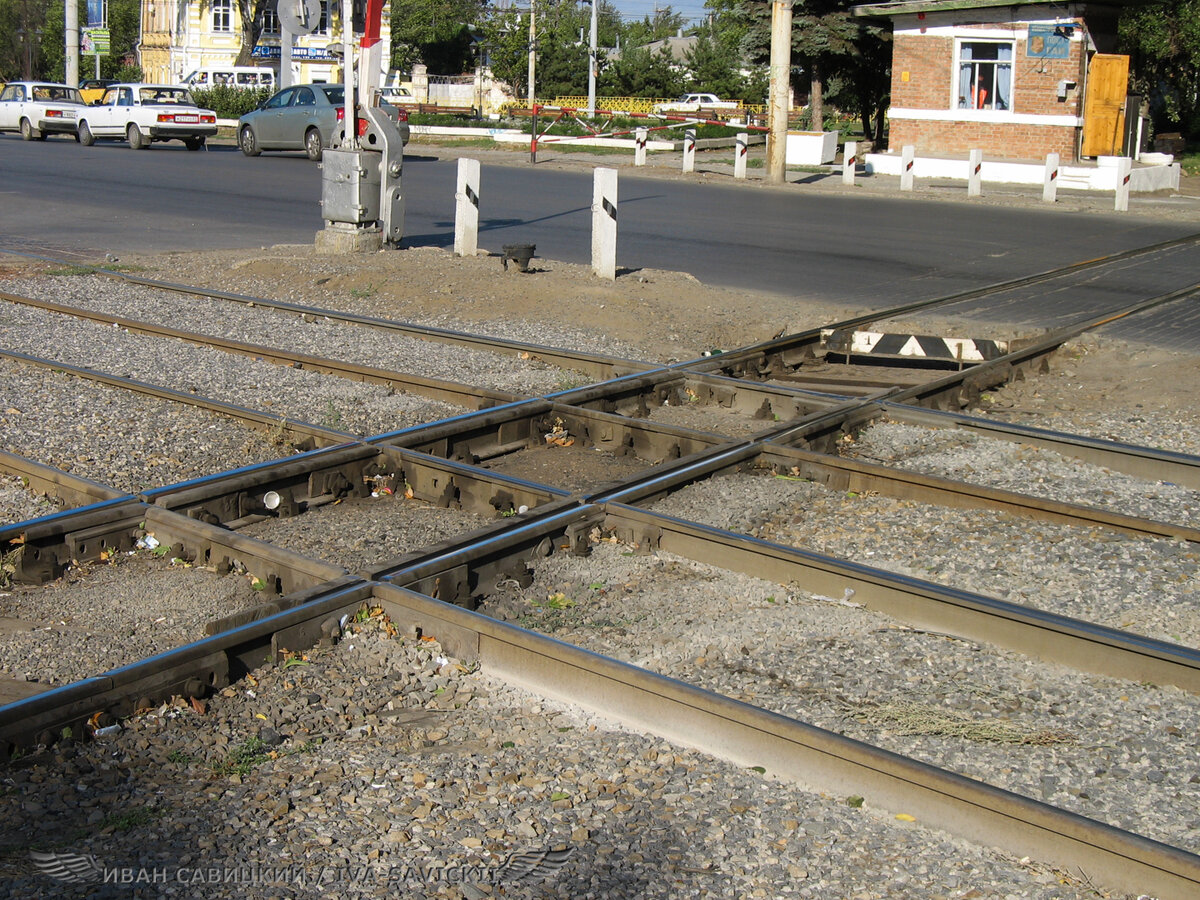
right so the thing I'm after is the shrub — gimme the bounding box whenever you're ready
[406,112,486,127]
[188,85,273,118]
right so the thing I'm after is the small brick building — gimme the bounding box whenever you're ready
[853,0,1143,162]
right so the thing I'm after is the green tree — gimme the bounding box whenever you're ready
[391,0,485,74]
[534,0,589,99]
[36,0,64,80]
[599,43,682,97]
[480,0,620,101]
[684,26,745,99]
[0,0,49,80]
[16,0,139,81]
[823,14,890,140]
[621,6,686,48]
[1120,0,1200,139]
[100,0,142,78]
[731,0,889,134]
[479,6,531,98]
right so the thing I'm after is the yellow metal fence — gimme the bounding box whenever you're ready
[551,96,768,115]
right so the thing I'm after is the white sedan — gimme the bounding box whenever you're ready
[77,84,218,150]
[0,82,86,140]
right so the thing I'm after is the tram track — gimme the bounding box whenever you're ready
[3,245,1200,896]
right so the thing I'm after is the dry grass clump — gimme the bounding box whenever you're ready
[852,700,1075,745]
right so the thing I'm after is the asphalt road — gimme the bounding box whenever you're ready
[1,133,1197,313]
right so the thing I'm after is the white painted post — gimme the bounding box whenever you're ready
[453,158,480,257]
[1115,156,1132,212]
[451,157,480,256]
[842,140,856,186]
[900,145,915,191]
[967,148,983,198]
[592,167,618,281]
[634,127,647,167]
[734,132,748,180]
[682,128,696,174]
[1043,153,1059,203]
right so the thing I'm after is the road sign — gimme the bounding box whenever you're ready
[277,0,322,35]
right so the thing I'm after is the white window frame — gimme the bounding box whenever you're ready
[262,5,280,35]
[952,37,1014,114]
[212,0,233,33]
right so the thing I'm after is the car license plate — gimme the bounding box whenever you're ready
[62,110,76,118]
[175,115,198,123]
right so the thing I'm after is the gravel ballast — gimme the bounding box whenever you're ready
[3,251,1200,899]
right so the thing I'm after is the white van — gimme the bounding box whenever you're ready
[183,67,276,90]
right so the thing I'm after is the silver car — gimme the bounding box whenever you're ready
[237,83,409,161]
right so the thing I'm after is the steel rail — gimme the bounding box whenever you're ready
[0,263,654,381]
[757,445,1200,542]
[4,244,1200,896]
[598,502,1200,691]
[0,578,375,753]
[1,285,866,430]
[0,290,523,410]
[883,281,1200,411]
[885,403,1200,490]
[763,281,1200,453]
[361,486,1200,693]
[592,436,1200,543]
[0,450,128,511]
[0,348,352,450]
[9,234,1197,385]
[141,506,348,594]
[375,582,1200,900]
[550,368,841,422]
[676,231,1200,378]
[2,558,1195,897]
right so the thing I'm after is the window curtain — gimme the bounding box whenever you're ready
[995,45,1012,110]
[957,45,975,108]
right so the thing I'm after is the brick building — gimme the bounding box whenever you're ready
[852,0,1145,162]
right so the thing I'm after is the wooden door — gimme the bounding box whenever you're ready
[1081,53,1129,157]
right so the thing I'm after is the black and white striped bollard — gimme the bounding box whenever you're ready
[592,167,618,280]
[454,158,480,257]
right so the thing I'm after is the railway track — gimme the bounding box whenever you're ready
[2,245,1200,896]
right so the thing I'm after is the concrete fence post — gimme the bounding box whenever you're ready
[900,145,915,191]
[842,140,856,186]
[968,149,983,198]
[734,132,748,180]
[1043,153,1059,203]
[682,128,696,174]
[592,167,618,281]
[634,127,647,167]
[453,157,480,258]
[1115,157,1132,212]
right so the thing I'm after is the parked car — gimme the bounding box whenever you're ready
[653,93,740,116]
[79,78,115,104]
[237,83,409,162]
[0,81,86,140]
[76,84,217,150]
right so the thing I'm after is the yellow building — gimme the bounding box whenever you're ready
[138,0,391,86]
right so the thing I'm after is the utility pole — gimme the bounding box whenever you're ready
[65,0,80,87]
[282,23,294,88]
[527,0,536,106]
[587,0,597,115]
[766,0,793,184]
